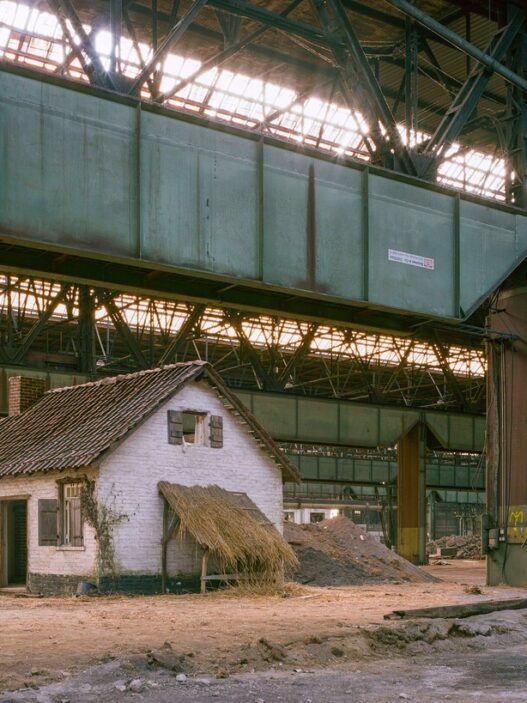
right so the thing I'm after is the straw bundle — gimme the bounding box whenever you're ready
[159,482,298,580]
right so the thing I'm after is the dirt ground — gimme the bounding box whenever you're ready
[1,560,526,694]
[7,641,527,703]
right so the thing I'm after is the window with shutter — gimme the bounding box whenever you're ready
[38,499,58,546]
[60,482,83,547]
[168,410,207,445]
[210,415,223,448]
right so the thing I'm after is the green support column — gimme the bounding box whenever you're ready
[397,423,427,565]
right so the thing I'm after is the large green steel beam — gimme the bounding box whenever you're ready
[2,66,527,327]
[234,389,484,452]
[0,364,484,451]
[285,452,484,491]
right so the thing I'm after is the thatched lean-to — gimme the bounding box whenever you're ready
[158,482,298,590]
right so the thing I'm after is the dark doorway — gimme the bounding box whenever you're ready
[7,501,28,585]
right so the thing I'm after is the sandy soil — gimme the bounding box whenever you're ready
[1,560,524,693]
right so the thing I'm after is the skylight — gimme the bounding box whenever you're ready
[0,0,510,201]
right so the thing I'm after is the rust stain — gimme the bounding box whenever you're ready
[306,163,316,289]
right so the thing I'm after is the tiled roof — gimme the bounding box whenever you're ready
[0,362,300,483]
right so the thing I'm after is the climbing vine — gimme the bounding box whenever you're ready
[80,477,127,582]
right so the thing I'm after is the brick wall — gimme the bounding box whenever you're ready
[99,380,284,578]
[8,376,47,416]
[0,470,98,588]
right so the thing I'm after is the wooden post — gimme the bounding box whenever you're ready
[161,499,168,594]
[200,548,209,594]
[161,502,179,594]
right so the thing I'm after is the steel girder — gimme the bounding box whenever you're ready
[309,0,416,174]
[128,0,209,94]
[0,275,487,413]
[385,0,527,93]
[8,0,522,187]
[48,0,116,89]
[157,0,304,104]
[423,8,525,159]
[505,15,527,207]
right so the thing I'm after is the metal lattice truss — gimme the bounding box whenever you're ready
[0,0,524,202]
[0,275,486,411]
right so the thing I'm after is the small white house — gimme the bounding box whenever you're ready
[0,363,300,595]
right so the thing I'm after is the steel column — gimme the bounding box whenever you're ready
[404,17,419,144]
[397,422,426,565]
[487,285,527,587]
[78,285,96,376]
[48,0,115,89]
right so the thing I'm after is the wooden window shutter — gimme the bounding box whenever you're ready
[71,497,83,547]
[210,415,223,448]
[167,410,183,445]
[38,499,58,546]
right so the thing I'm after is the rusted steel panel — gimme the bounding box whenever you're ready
[488,288,527,508]
[397,423,426,565]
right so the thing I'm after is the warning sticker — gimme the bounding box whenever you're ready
[388,249,435,270]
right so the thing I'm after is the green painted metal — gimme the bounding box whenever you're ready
[0,365,483,452]
[285,480,485,504]
[285,453,484,490]
[0,365,483,496]
[488,545,527,587]
[2,68,527,322]
[235,390,484,451]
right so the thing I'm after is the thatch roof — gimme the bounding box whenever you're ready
[0,362,299,483]
[159,482,298,578]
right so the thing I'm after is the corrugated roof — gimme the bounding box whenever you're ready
[0,362,300,483]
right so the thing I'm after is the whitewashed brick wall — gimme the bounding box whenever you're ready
[99,380,284,576]
[0,469,98,577]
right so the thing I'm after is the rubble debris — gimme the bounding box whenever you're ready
[147,642,189,673]
[427,535,482,560]
[257,638,287,662]
[285,517,437,586]
[128,678,145,692]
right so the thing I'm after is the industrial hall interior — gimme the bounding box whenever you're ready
[1,1,527,702]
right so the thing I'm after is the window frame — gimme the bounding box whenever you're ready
[167,410,223,448]
[57,480,84,547]
[181,410,207,445]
